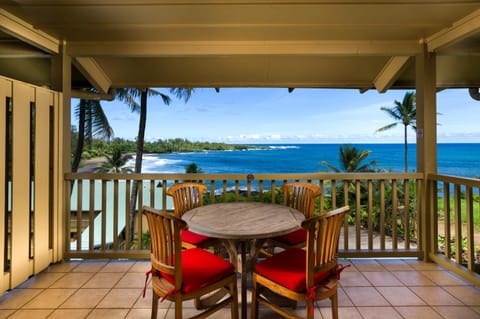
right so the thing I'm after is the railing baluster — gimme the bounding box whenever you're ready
[355,180,361,250]
[466,186,474,271]
[392,180,398,250]
[404,179,410,249]
[76,179,82,251]
[113,180,119,250]
[380,179,385,250]
[89,179,94,251]
[368,180,373,250]
[454,184,462,264]
[101,180,107,251]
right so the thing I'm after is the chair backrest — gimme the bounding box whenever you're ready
[166,182,207,218]
[302,205,349,286]
[143,206,185,288]
[283,182,322,218]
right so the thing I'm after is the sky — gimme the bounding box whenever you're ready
[72,88,480,144]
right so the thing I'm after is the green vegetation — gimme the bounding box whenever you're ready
[71,133,264,162]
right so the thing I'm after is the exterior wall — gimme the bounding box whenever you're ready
[0,76,63,294]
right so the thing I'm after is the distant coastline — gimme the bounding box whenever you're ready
[76,143,480,177]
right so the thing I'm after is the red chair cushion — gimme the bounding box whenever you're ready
[274,229,307,245]
[161,248,234,294]
[255,248,332,292]
[181,229,211,245]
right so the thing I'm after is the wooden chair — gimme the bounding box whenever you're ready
[143,206,239,319]
[252,205,349,319]
[166,182,222,250]
[263,182,322,255]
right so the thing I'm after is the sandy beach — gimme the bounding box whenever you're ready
[77,157,107,173]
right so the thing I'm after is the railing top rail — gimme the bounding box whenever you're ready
[65,172,424,181]
[428,173,480,187]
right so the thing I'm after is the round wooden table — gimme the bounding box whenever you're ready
[183,202,305,319]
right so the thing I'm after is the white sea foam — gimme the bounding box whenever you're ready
[267,145,300,150]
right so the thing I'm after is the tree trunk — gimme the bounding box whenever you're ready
[72,101,85,173]
[128,89,148,245]
[404,124,408,172]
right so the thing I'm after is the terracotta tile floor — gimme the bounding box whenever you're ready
[1,258,480,318]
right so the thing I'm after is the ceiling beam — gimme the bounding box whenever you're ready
[67,40,420,57]
[374,56,410,93]
[0,8,58,54]
[426,8,480,52]
[73,57,111,94]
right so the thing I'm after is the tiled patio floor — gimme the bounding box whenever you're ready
[1,258,480,319]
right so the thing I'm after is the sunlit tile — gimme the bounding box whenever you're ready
[23,288,76,308]
[96,288,141,308]
[101,261,135,272]
[115,272,146,288]
[0,289,43,309]
[391,271,435,286]
[18,272,65,289]
[50,272,94,288]
[442,286,480,305]
[363,271,404,286]
[83,272,123,288]
[421,270,471,286]
[48,309,92,319]
[5,309,53,319]
[376,286,426,306]
[357,306,402,319]
[343,287,389,306]
[434,306,480,319]
[60,288,109,308]
[410,286,463,306]
[73,261,108,273]
[396,306,443,319]
[86,309,129,319]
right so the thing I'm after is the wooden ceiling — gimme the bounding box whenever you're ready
[0,1,479,93]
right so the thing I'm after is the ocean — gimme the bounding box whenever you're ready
[139,143,480,178]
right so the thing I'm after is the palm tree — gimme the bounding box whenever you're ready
[376,92,416,172]
[72,98,113,173]
[115,88,193,243]
[321,144,377,173]
[95,147,133,173]
[185,163,204,173]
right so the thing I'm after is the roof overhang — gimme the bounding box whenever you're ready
[0,1,479,93]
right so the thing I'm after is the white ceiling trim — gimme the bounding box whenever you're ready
[374,56,410,93]
[73,57,111,94]
[0,9,58,54]
[426,8,480,52]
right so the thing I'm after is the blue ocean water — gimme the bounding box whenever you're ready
[140,143,480,178]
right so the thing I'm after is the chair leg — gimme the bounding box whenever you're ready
[151,292,159,319]
[230,280,239,319]
[306,298,314,319]
[331,292,339,319]
[251,278,258,319]
[175,297,182,319]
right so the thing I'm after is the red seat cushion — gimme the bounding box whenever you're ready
[255,248,332,292]
[181,229,212,245]
[274,229,307,245]
[160,248,234,294]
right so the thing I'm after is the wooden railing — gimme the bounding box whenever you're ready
[64,172,424,260]
[428,174,480,285]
